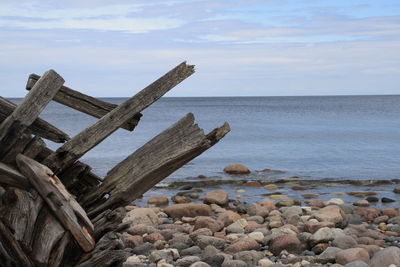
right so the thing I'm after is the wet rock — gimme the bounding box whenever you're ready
[312,205,347,227]
[369,246,400,267]
[204,190,229,206]
[276,199,299,207]
[194,217,224,233]
[264,184,278,190]
[132,242,156,256]
[366,196,379,202]
[310,227,345,245]
[303,221,335,233]
[225,238,260,254]
[317,247,342,264]
[243,181,262,187]
[176,256,201,267]
[335,248,369,265]
[233,251,263,266]
[394,187,400,194]
[123,208,160,226]
[223,164,250,174]
[269,234,301,256]
[381,197,395,203]
[247,203,269,217]
[269,194,288,200]
[196,235,226,249]
[164,204,212,218]
[305,199,325,208]
[258,200,276,211]
[332,235,358,249]
[221,259,247,267]
[172,195,192,204]
[353,200,370,207]
[347,191,377,198]
[148,196,169,206]
[354,208,380,221]
[326,198,345,205]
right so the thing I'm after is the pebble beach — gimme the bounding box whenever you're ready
[120,164,400,267]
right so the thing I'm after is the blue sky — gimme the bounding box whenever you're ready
[0,0,399,97]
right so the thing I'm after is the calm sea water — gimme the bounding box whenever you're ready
[11,95,400,206]
[29,95,400,181]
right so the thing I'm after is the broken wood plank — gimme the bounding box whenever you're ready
[23,136,46,159]
[16,154,95,252]
[43,62,195,174]
[0,162,30,189]
[2,130,33,164]
[82,113,230,217]
[0,96,69,143]
[0,70,64,160]
[26,74,142,131]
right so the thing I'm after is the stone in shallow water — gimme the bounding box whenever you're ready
[223,164,250,174]
[164,204,212,218]
[243,181,262,187]
[353,200,370,207]
[204,190,229,206]
[366,196,379,202]
[148,196,169,206]
[381,197,395,203]
[347,191,377,197]
[264,184,279,190]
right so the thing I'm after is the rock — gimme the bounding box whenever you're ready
[264,184,278,190]
[355,244,380,257]
[233,251,263,266]
[247,215,264,224]
[353,200,370,207]
[190,228,213,241]
[258,258,275,267]
[282,206,303,219]
[312,205,347,227]
[310,227,345,245]
[149,248,180,263]
[332,235,358,249]
[164,204,212,218]
[204,190,229,206]
[248,231,264,242]
[269,234,301,256]
[269,195,288,200]
[366,196,379,202]
[347,214,363,225]
[194,217,224,233]
[217,210,241,226]
[304,221,335,233]
[243,181,262,187]
[305,199,325,208]
[247,203,269,217]
[347,191,377,197]
[225,238,260,254]
[223,164,250,174]
[382,208,400,218]
[369,246,400,267]
[226,219,248,233]
[313,243,330,255]
[172,195,192,204]
[276,200,297,207]
[394,187,400,194]
[326,198,345,205]
[221,260,247,267]
[196,235,226,249]
[189,262,211,267]
[258,200,276,211]
[148,196,169,206]
[132,242,156,256]
[388,216,400,224]
[343,261,369,267]
[124,255,142,266]
[353,208,380,221]
[335,248,370,265]
[291,185,306,190]
[127,224,159,235]
[317,247,342,264]
[144,232,165,243]
[382,197,395,203]
[176,256,201,267]
[123,208,160,226]
[124,235,144,248]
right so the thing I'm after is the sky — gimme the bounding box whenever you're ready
[0,0,399,97]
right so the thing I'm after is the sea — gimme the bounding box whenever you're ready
[12,95,400,207]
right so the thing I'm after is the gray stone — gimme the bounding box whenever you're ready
[388,216,400,224]
[131,242,155,256]
[247,215,264,224]
[282,206,303,219]
[196,235,226,249]
[347,214,363,225]
[369,246,400,267]
[201,254,225,267]
[123,208,159,226]
[344,261,369,267]
[203,245,220,256]
[221,259,247,267]
[332,235,358,249]
[310,227,345,245]
[317,247,342,264]
[233,251,263,266]
[148,248,180,263]
[180,246,202,256]
[189,262,211,267]
[176,256,201,267]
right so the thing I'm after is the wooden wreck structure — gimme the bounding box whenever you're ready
[0,62,230,266]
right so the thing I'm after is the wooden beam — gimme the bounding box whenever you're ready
[16,154,95,252]
[26,74,142,131]
[0,162,30,189]
[43,62,195,174]
[0,97,69,143]
[82,113,230,217]
[0,70,64,160]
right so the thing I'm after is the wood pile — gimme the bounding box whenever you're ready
[0,62,230,266]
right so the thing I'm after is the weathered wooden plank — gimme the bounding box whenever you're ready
[82,113,230,217]
[16,154,95,252]
[26,74,142,131]
[0,162,30,189]
[0,218,34,267]
[0,96,69,143]
[23,136,46,159]
[43,62,195,174]
[91,207,126,241]
[0,70,64,160]
[2,130,33,164]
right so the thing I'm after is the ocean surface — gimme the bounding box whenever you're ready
[12,95,400,206]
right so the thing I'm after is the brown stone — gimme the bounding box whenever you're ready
[354,208,380,221]
[347,191,377,197]
[217,210,242,226]
[144,232,164,243]
[147,196,169,206]
[302,194,319,199]
[244,221,263,232]
[243,181,262,187]
[312,205,347,227]
[312,243,330,255]
[258,200,276,211]
[335,248,370,265]
[124,235,144,248]
[164,204,212,218]
[353,200,370,207]
[223,164,250,174]
[194,216,224,233]
[189,228,213,241]
[224,238,260,254]
[382,208,400,218]
[305,199,325,208]
[247,203,269,217]
[204,190,229,206]
[355,244,381,257]
[291,185,306,190]
[264,184,278,190]
[269,234,301,256]
[172,195,192,204]
[303,221,335,234]
[393,187,400,194]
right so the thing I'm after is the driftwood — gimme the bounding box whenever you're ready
[0,97,69,143]
[26,74,142,132]
[0,61,230,266]
[0,70,64,160]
